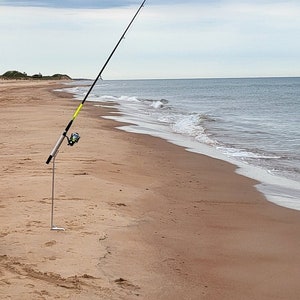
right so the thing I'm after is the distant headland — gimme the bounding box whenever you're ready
[0,70,72,80]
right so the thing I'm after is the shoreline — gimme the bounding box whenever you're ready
[68,79,300,211]
[1,81,300,299]
[106,113,300,211]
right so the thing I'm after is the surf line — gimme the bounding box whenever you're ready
[46,0,147,164]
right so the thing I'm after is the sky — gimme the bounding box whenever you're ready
[0,0,300,79]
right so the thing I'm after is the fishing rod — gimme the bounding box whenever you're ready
[46,0,147,164]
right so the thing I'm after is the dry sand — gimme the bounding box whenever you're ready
[0,80,299,299]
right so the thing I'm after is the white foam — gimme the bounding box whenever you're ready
[150,100,165,109]
[119,95,140,102]
[217,146,282,159]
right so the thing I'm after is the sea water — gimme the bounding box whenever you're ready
[62,77,300,210]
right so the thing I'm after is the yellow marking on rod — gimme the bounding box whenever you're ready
[72,103,83,120]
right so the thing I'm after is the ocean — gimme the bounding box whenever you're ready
[62,77,300,210]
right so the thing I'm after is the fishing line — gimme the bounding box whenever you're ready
[46,0,147,164]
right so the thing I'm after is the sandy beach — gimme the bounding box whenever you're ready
[0,80,300,299]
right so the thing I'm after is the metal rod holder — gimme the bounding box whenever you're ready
[50,153,65,231]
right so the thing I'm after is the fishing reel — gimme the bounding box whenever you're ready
[67,132,80,146]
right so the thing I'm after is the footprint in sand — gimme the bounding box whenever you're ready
[44,240,56,247]
[26,220,42,228]
[114,278,140,292]
[46,256,57,261]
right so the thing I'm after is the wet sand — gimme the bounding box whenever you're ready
[0,80,299,299]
